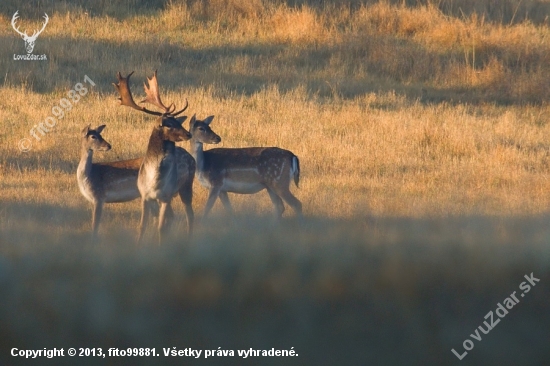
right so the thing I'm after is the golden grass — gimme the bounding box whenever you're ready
[1,2,550,363]
[1,0,550,238]
[2,86,550,224]
[1,1,550,100]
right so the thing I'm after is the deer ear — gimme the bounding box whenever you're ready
[203,116,215,125]
[96,125,106,134]
[177,116,187,124]
[189,114,197,129]
[81,124,91,137]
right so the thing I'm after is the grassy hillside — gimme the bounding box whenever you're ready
[1,1,550,365]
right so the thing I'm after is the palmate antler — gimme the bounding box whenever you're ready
[113,71,188,117]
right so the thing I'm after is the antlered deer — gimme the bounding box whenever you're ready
[76,125,188,240]
[188,115,302,218]
[113,71,195,244]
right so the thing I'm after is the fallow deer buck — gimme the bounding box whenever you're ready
[188,115,302,218]
[77,125,181,241]
[113,71,195,244]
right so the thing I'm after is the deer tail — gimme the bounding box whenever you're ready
[291,155,300,188]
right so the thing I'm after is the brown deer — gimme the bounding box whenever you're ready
[188,115,302,218]
[77,124,127,240]
[113,71,195,244]
[76,124,181,240]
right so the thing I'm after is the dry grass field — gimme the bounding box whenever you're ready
[1,1,550,365]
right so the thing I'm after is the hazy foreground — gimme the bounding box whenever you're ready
[1,214,549,365]
[1,0,550,365]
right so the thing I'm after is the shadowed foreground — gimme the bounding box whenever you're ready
[0,214,549,366]
[1,1,550,364]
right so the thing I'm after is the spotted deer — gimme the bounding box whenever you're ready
[188,115,302,218]
[113,71,195,244]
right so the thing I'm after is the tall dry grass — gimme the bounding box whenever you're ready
[1,1,550,365]
[1,1,549,101]
[3,87,550,220]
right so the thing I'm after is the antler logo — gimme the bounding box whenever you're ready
[11,11,49,54]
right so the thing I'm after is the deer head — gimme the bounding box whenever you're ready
[189,115,221,144]
[81,124,112,152]
[113,70,191,140]
[11,11,49,54]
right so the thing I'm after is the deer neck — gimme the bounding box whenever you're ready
[78,145,94,177]
[189,139,205,171]
[144,126,175,162]
[77,145,97,204]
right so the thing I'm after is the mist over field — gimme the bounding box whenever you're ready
[1,1,550,365]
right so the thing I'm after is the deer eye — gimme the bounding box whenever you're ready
[90,135,97,139]
[198,127,205,132]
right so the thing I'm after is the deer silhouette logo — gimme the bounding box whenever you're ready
[11,11,49,54]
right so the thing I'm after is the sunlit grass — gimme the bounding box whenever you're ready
[1,2,550,364]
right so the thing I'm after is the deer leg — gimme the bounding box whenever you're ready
[158,201,170,245]
[164,203,175,232]
[91,201,103,240]
[274,187,302,216]
[137,199,151,244]
[218,191,233,214]
[179,180,194,238]
[266,188,284,219]
[149,200,160,227]
[204,187,221,218]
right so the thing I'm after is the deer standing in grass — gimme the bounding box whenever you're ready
[77,124,136,240]
[113,71,195,244]
[188,115,302,218]
[76,124,192,241]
